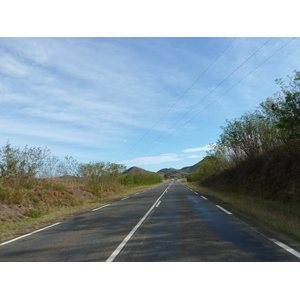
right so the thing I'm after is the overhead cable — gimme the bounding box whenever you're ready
[116,37,237,162]
[129,37,274,161]
[142,37,296,156]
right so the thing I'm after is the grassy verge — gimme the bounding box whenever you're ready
[183,180,300,240]
[0,182,164,244]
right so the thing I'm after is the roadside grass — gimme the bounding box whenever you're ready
[183,181,300,240]
[0,181,164,244]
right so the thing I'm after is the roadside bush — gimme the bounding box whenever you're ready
[0,141,59,185]
[0,188,5,201]
[26,209,43,219]
[210,70,300,167]
[197,71,300,203]
[133,172,162,185]
[187,172,200,183]
[187,156,226,183]
[122,174,135,186]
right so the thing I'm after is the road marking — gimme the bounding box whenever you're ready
[156,201,161,207]
[106,181,174,262]
[121,197,129,201]
[92,204,110,211]
[201,196,207,200]
[0,222,61,246]
[194,192,198,195]
[271,239,300,259]
[216,205,232,215]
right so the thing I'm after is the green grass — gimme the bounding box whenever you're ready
[184,182,300,240]
[26,209,43,218]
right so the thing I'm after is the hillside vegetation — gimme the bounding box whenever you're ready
[157,163,199,178]
[0,144,161,229]
[187,71,300,238]
[122,166,162,185]
[188,71,300,201]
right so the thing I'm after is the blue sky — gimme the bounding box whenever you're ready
[1,37,299,172]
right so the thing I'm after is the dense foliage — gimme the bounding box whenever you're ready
[122,172,162,186]
[188,71,300,202]
[210,71,300,166]
[187,156,225,183]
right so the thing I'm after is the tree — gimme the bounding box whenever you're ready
[164,173,171,179]
[0,141,58,183]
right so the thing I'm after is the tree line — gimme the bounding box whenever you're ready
[0,141,161,193]
[188,70,300,183]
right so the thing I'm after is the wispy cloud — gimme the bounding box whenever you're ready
[0,50,30,77]
[119,153,185,167]
[182,145,212,153]
[1,37,299,172]
[1,38,201,151]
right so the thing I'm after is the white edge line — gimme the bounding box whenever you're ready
[156,201,161,208]
[183,182,300,260]
[121,197,129,201]
[216,205,232,215]
[0,222,61,246]
[92,204,110,211]
[106,181,173,262]
[271,239,300,259]
[194,192,198,195]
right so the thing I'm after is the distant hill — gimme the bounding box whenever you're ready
[123,166,152,175]
[157,161,200,178]
[157,168,177,175]
[124,161,201,178]
[180,163,199,173]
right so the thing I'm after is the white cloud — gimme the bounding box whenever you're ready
[0,51,30,77]
[182,145,212,153]
[0,115,117,148]
[119,153,184,166]
[1,37,300,170]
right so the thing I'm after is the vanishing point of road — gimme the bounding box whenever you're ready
[0,180,299,262]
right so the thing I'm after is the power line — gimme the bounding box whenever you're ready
[126,37,273,162]
[116,37,237,162]
[142,37,296,156]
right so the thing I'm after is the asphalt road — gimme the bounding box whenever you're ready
[0,180,299,262]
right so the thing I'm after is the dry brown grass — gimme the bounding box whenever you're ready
[0,179,97,228]
[0,180,164,243]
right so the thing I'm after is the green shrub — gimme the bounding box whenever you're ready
[27,209,42,218]
[133,172,162,185]
[0,189,5,201]
[122,174,134,186]
[53,184,66,191]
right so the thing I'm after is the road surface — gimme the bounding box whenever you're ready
[0,180,299,261]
